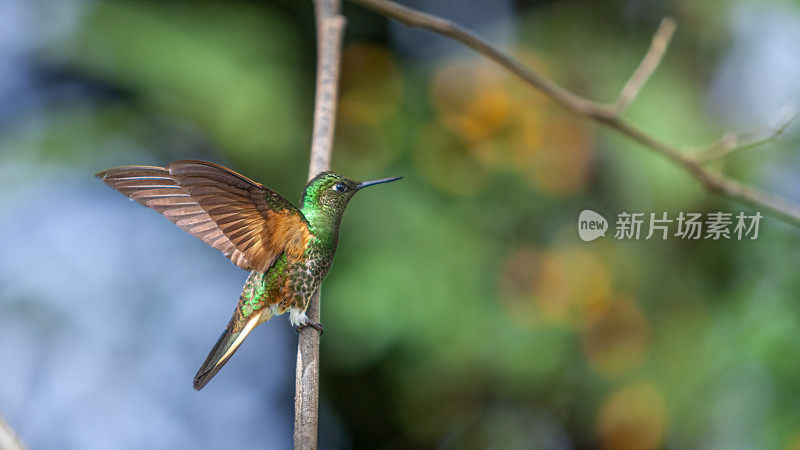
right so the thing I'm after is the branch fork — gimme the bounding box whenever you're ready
[294,1,800,447]
[349,0,800,226]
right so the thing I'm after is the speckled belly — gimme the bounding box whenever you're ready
[236,249,333,326]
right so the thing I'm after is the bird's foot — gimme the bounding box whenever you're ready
[296,320,324,335]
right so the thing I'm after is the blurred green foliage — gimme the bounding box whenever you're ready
[7,0,800,448]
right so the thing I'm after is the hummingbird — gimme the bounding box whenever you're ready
[96,160,401,390]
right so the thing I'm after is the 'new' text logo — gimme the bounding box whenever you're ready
[578,210,608,241]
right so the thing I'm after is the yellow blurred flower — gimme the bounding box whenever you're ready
[339,43,403,125]
[498,245,611,327]
[582,296,650,376]
[597,382,667,450]
[520,115,594,195]
[431,59,512,143]
[427,50,595,196]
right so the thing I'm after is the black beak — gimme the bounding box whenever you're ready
[356,176,403,190]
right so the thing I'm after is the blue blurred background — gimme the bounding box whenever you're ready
[1,0,800,449]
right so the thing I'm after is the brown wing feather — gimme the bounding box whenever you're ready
[97,165,252,269]
[97,161,311,272]
[168,161,311,271]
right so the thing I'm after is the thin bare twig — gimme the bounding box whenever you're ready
[295,1,345,448]
[612,17,676,114]
[0,413,26,450]
[694,106,798,163]
[348,0,800,227]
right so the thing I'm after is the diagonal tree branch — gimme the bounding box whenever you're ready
[295,1,346,448]
[0,413,26,450]
[349,0,800,227]
[349,0,609,117]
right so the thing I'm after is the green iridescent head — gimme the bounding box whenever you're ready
[301,171,402,220]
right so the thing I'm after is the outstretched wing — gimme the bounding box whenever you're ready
[97,160,311,272]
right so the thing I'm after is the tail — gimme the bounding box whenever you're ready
[193,310,263,390]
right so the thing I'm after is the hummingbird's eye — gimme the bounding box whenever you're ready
[332,182,349,193]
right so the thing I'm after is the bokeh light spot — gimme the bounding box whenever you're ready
[582,297,651,376]
[597,382,667,450]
